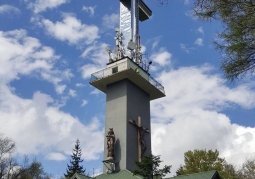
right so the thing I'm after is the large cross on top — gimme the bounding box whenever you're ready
[119,0,152,63]
[129,116,150,162]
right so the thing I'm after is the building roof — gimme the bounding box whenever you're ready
[96,170,142,179]
[70,170,221,179]
[70,173,92,179]
[166,170,221,179]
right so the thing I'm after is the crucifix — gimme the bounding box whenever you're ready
[129,116,150,162]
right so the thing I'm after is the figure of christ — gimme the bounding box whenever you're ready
[129,119,150,158]
[106,128,115,160]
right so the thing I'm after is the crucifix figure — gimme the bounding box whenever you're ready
[129,117,149,162]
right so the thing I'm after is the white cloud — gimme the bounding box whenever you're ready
[180,43,189,53]
[0,5,20,14]
[27,0,69,13]
[80,42,109,79]
[0,29,72,92]
[55,85,66,94]
[90,89,101,95]
[195,38,203,46]
[68,89,76,97]
[76,83,85,87]
[82,6,96,17]
[197,26,204,35]
[46,152,67,161]
[150,65,255,176]
[81,100,88,107]
[141,45,146,54]
[180,43,195,53]
[42,14,99,45]
[151,37,161,50]
[0,90,104,160]
[102,13,119,29]
[150,48,171,67]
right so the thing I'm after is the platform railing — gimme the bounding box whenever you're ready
[90,59,165,94]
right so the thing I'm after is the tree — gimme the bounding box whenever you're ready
[0,134,51,179]
[176,149,238,179]
[133,154,171,179]
[0,134,16,179]
[18,160,51,179]
[193,0,255,81]
[65,139,86,178]
[236,158,255,179]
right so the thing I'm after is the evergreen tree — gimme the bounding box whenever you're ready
[133,154,171,179]
[64,139,86,178]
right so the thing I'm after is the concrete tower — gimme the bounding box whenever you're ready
[90,0,165,173]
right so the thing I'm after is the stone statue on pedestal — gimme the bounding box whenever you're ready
[106,128,115,160]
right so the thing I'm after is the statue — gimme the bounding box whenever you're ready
[129,119,149,158]
[106,128,115,160]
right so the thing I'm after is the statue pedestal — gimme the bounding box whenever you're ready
[102,158,117,173]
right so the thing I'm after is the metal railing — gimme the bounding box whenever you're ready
[90,59,165,94]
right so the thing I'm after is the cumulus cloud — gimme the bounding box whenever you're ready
[0,29,72,92]
[81,100,88,107]
[0,29,103,161]
[76,83,85,87]
[55,84,66,94]
[0,90,104,160]
[150,65,255,176]
[46,152,67,161]
[0,5,20,14]
[80,42,109,79]
[150,48,171,68]
[82,6,96,17]
[102,13,119,29]
[68,89,76,97]
[90,89,100,95]
[27,0,69,13]
[195,38,203,46]
[41,14,99,45]
[197,26,204,35]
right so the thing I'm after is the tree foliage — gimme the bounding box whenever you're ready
[193,0,255,81]
[17,159,51,179]
[0,134,18,179]
[236,158,255,179]
[176,149,239,178]
[65,139,86,178]
[0,134,50,179]
[176,149,225,175]
[133,154,171,179]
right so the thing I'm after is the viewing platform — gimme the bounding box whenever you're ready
[90,57,165,100]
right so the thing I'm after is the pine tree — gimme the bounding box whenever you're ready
[64,139,86,178]
[133,154,171,179]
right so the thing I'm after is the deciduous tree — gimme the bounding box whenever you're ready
[193,0,255,81]
[176,149,239,178]
[0,134,50,179]
[0,134,16,179]
[236,158,255,179]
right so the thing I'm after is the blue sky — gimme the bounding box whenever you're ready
[1,0,255,178]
